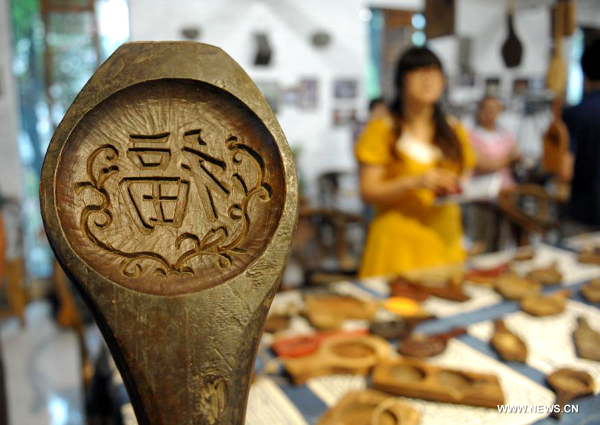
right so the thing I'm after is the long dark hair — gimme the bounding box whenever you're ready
[390,47,463,170]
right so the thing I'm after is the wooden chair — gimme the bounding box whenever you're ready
[40,42,297,424]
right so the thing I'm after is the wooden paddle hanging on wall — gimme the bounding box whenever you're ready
[547,1,568,96]
[563,0,576,36]
[542,97,569,178]
[501,0,523,68]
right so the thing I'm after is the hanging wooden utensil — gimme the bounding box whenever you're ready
[525,261,563,285]
[543,97,570,176]
[521,290,570,316]
[39,42,298,424]
[573,317,600,361]
[547,368,594,418]
[547,1,568,95]
[490,319,527,362]
[316,389,420,425]
[564,0,576,36]
[373,358,505,408]
[397,327,467,358]
[283,334,391,384]
[501,0,524,68]
[581,279,600,303]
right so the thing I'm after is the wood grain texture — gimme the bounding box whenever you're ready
[40,42,298,424]
[373,358,505,408]
[56,79,285,295]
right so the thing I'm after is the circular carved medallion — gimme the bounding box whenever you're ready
[55,79,285,295]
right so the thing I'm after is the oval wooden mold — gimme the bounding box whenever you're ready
[316,389,420,425]
[573,317,600,362]
[521,290,570,317]
[283,334,391,384]
[525,261,563,285]
[547,368,594,418]
[305,295,379,330]
[495,275,541,300]
[397,327,466,358]
[490,319,527,362]
[581,279,600,303]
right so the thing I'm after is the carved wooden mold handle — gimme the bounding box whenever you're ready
[40,42,298,424]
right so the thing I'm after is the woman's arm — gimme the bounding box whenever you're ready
[359,164,458,207]
[475,153,513,173]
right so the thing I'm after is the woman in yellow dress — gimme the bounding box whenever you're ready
[356,47,475,278]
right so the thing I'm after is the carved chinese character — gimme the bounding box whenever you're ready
[57,79,285,295]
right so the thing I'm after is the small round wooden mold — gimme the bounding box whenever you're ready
[495,275,541,300]
[547,368,595,418]
[283,334,391,384]
[490,319,527,362]
[521,290,570,317]
[397,328,466,358]
[53,79,285,296]
[525,261,563,285]
[316,389,420,425]
[304,295,379,330]
[581,279,600,303]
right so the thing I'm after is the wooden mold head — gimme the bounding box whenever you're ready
[40,42,298,424]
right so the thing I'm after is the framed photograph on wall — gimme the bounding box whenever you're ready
[332,108,357,126]
[484,77,501,97]
[334,79,358,99]
[282,87,299,106]
[255,81,280,113]
[513,78,529,96]
[298,78,318,109]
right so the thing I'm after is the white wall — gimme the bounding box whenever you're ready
[128,0,422,204]
[128,0,597,198]
[0,0,23,199]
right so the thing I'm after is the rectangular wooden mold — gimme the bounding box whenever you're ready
[372,358,505,408]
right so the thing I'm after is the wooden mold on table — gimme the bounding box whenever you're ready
[581,279,600,303]
[39,42,298,425]
[494,275,541,300]
[271,329,368,358]
[573,317,600,362]
[521,290,570,317]
[547,368,595,418]
[390,276,469,302]
[397,327,466,358]
[490,319,527,362]
[525,261,563,285]
[464,262,510,286]
[512,246,536,262]
[316,389,420,425]
[304,295,379,330]
[283,334,390,384]
[372,358,505,408]
[577,246,600,265]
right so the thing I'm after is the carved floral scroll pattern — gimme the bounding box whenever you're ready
[74,131,272,279]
